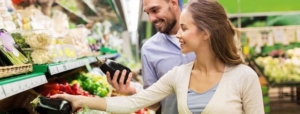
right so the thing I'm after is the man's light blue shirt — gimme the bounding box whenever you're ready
[141,32,196,114]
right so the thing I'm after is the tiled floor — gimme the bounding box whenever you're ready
[269,87,300,114]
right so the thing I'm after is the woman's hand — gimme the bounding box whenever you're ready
[50,94,83,112]
[51,94,107,112]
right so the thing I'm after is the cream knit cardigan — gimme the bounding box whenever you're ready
[105,62,264,114]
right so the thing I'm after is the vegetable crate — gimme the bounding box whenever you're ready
[0,64,32,79]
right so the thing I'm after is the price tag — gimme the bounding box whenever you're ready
[32,77,38,86]
[71,62,75,68]
[246,30,261,47]
[49,66,58,75]
[78,61,82,66]
[267,31,274,46]
[273,28,288,44]
[286,28,296,43]
[64,63,69,70]
[19,80,26,90]
[23,79,29,88]
[85,59,90,64]
[40,75,48,84]
[57,64,65,73]
[297,28,300,42]
[70,62,74,68]
[90,57,96,63]
[2,84,13,96]
[81,60,85,66]
[67,62,71,69]
[77,61,80,67]
[0,86,6,99]
[69,63,73,69]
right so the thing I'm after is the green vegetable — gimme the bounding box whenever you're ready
[0,47,28,65]
[11,33,29,48]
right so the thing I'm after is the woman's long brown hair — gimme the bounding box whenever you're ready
[186,0,243,65]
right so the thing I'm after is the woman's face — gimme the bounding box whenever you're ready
[176,9,209,54]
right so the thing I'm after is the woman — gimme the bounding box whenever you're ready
[51,0,264,113]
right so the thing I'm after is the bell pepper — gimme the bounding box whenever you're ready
[38,82,60,96]
[64,85,73,94]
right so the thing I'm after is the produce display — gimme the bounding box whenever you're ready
[255,48,300,83]
[240,26,300,84]
[70,72,111,97]
[0,1,134,114]
[36,72,110,98]
[64,28,93,58]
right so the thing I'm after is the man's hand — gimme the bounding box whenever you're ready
[106,70,137,95]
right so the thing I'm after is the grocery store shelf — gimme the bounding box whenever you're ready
[55,1,91,24]
[97,53,119,60]
[33,54,119,75]
[0,73,47,100]
[82,0,98,15]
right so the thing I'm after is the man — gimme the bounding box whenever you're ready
[107,0,195,113]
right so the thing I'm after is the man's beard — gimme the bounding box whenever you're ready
[154,12,177,34]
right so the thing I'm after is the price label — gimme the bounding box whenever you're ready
[80,60,85,66]
[2,84,13,96]
[64,63,69,70]
[78,61,82,67]
[57,64,65,73]
[85,59,90,64]
[49,66,58,75]
[0,86,5,99]
[297,28,300,42]
[267,31,274,46]
[273,29,288,44]
[23,79,29,88]
[286,28,296,43]
[19,80,26,90]
[67,62,72,69]
[75,61,79,68]
[246,30,261,47]
[90,57,97,63]
[40,75,48,84]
